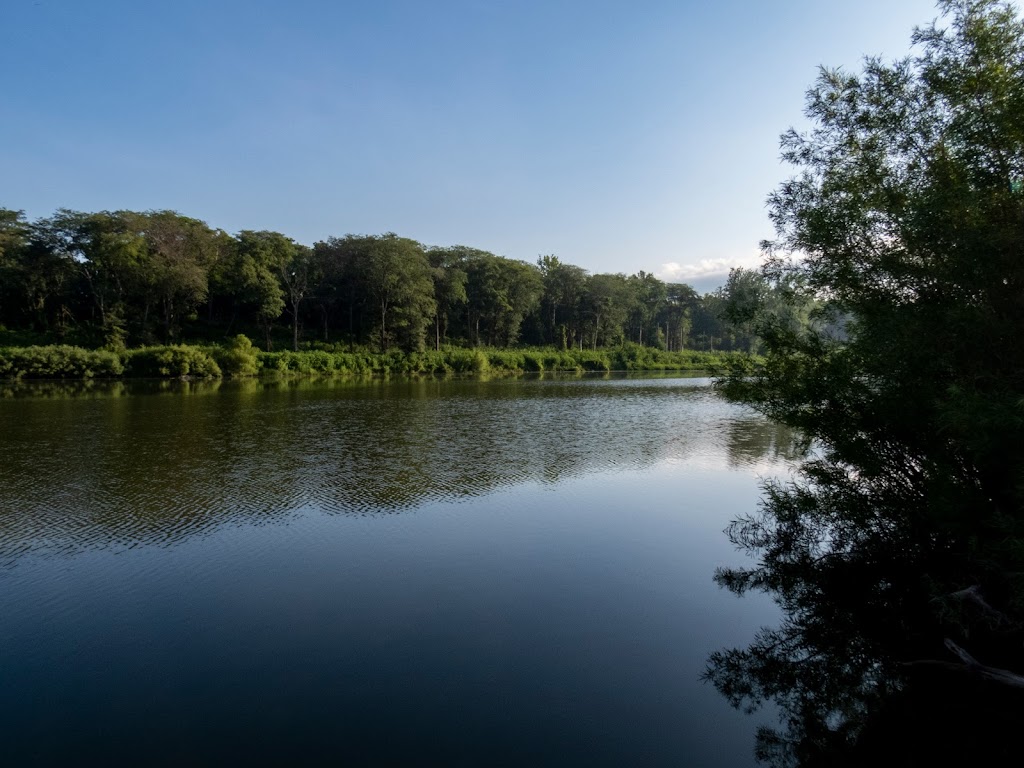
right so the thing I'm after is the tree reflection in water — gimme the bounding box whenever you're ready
[705,487,1024,765]
[704,2,1024,763]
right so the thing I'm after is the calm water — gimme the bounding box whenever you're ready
[0,375,792,767]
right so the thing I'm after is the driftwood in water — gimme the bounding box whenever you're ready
[905,639,1024,690]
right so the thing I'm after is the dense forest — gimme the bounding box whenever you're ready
[0,207,802,355]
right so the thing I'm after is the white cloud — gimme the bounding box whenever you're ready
[655,254,765,284]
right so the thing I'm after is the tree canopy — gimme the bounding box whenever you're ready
[708,1,1024,763]
[0,209,778,354]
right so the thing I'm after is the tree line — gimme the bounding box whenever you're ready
[0,207,785,353]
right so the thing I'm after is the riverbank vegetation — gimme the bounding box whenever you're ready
[0,336,743,380]
[706,1,1024,764]
[0,193,800,380]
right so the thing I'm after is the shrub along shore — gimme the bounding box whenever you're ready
[0,336,751,380]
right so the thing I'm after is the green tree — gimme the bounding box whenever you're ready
[0,209,31,329]
[233,231,290,350]
[463,250,543,347]
[718,268,768,354]
[538,254,588,349]
[361,234,435,352]
[50,210,147,344]
[708,1,1024,763]
[6,212,83,336]
[659,282,697,351]
[278,240,313,351]
[0,209,28,261]
[718,267,814,354]
[627,270,667,346]
[427,246,469,350]
[139,211,220,341]
[498,258,544,346]
[307,238,345,344]
[582,273,632,349]
[312,235,368,345]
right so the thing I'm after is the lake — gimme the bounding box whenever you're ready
[0,374,792,767]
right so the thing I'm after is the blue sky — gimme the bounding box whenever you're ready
[3,0,941,290]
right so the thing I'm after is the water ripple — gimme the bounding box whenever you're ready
[0,376,796,564]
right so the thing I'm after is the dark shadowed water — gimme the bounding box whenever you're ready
[0,375,793,767]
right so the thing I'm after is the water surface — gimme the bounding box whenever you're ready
[0,375,792,766]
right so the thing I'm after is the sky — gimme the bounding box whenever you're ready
[3,0,943,291]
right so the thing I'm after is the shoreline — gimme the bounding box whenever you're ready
[0,339,756,382]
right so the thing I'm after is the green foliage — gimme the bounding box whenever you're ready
[2,202,761,356]
[708,2,1024,763]
[259,349,377,376]
[125,346,221,378]
[582,273,632,348]
[0,341,750,381]
[226,231,290,349]
[276,238,311,351]
[522,351,545,371]
[213,334,260,377]
[0,345,123,379]
[541,350,580,371]
[461,249,543,348]
[448,348,490,374]
[573,350,611,371]
[427,246,469,350]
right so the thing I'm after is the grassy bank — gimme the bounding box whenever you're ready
[0,336,754,380]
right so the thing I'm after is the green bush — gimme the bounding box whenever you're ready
[257,349,382,377]
[212,335,260,377]
[485,350,521,371]
[522,351,544,372]
[0,345,124,379]
[440,348,489,374]
[125,346,221,378]
[258,351,288,374]
[542,350,579,371]
[0,341,754,381]
[574,350,612,372]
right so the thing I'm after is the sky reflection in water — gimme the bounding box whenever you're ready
[0,375,793,766]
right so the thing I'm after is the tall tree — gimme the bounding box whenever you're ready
[48,210,148,343]
[582,273,632,349]
[6,211,83,335]
[139,211,220,341]
[233,231,290,350]
[501,258,544,346]
[660,282,697,351]
[708,1,1024,762]
[464,251,543,347]
[0,209,28,261]
[278,239,312,351]
[627,270,667,346]
[0,210,31,329]
[313,235,370,345]
[427,246,468,350]
[360,234,435,352]
[538,254,589,348]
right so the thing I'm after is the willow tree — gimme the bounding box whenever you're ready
[708,2,1024,764]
